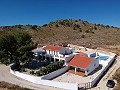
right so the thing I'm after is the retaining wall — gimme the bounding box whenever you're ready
[91,54,116,87]
[10,67,77,90]
[41,66,69,80]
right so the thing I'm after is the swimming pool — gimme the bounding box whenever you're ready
[97,56,109,60]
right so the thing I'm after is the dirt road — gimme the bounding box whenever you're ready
[0,56,119,90]
[89,56,120,90]
[0,64,63,90]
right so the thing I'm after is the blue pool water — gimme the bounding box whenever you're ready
[97,56,109,60]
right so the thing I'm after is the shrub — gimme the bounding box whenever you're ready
[79,28,82,32]
[59,21,65,26]
[43,24,47,27]
[55,24,59,27]
[85,29,90,33]
[0,58,10,65]
[92,31,95,34]
[85,29,94,34]
[113,68,120,82]
[73,27,76,30]
[31,25,38,30]
[30,70,34,75]
[35,61,64,76]
[75,20,78,22]
[106,25,110,28]
[82,22,86,25]
[81,35,85,38]
[20,67,26,72]
[36,71,41,76]
[76,24,80,28]
[62,42,68,47]
[94,26,97,30]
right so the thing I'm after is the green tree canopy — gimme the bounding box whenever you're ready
[0,30,36,66]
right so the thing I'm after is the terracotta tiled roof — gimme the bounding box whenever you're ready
[43,45,63,51]
[68,55,93,69]
[79,52,87,57]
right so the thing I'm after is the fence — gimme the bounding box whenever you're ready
[41,66,69,80]
[10,67,78,90]
[78,82,92,89]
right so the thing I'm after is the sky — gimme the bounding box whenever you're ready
[0,0,120,27]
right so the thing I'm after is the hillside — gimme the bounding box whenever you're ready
[0,19,120,53]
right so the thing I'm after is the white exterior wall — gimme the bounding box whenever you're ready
[46,50,59,56]
[45,50,66,61]
[87,59,99,75]
[91,54,116,87]
[46,50,49,55]
[50,50,52,55]
[45,48,73,61]
[42,66,69,80]
[10,68,78,90]
[10,69,42,83]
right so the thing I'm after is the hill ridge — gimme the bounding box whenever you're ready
[0,19,120,50]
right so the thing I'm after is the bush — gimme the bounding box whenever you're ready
[31,25,38,30]
[35,61,64,76]
[20,67,26,72]
[36,71,41,76]
[55,24,59,27]
[43,24,47,27]
[85,29,90,33]
[85,29,94,34]
[73,27,76,30]
[92,31,95,34]
[76,24,80,28]
[0,58,10,65]
[81,35,85,38]
[62,42,68,47]
[94,26,97,30]
[30,70,34,75]
[79,28,82,32]
[113,68,120,82]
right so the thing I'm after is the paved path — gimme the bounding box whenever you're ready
[89,56,120,90]
[0,64,63,90]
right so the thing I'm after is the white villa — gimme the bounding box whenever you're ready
[42,45,74,62]
[12,44,116,90]
[32,45,114,77]
[67,52,99,76]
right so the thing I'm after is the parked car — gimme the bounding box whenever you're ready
[106,80,115,88]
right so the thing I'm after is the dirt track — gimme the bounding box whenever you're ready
[89,56,120,90]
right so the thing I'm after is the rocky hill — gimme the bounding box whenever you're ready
[0,19,120,53]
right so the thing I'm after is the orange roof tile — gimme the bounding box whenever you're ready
[43,45,63,51]
[79,52,87,57]
[68,55,93,69]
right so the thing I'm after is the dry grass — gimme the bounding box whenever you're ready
[112,68,120,90]
[1,19,120,89]
[1,19,120,50]
[26,20,120,51]
[0,81,32,90]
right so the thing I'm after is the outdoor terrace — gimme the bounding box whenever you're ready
[68,69,85,76]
